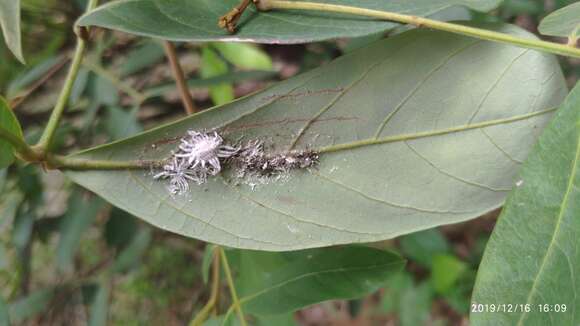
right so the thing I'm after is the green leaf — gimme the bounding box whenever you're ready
[0,188,23,232]
[213,43,273,71]
[254,313,297,326]
[399,282,433,326]
[471,82,580,325]
[379,271,413,314]
[8,288,56,323]
[11,209,34,257]
[431,254,467,295]
[76,0,502,44]
[201,46,234,105]
[0,295,9,326]
[67,25,567,251]
[88,283,110,326]
[399,228,450,267]
[95,76,119,106]
[232,246,404,315]
[379,272,434,326]
[0,96,24,169]
[104,106,143,141]
[538,2,580,41]
[110,227,151,273]
[57,191,103,272]
[118,40,165,77]
[0,0,24,63]
[7,55,64,99]
[104,207,138,251]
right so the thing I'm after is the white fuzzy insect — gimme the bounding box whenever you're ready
[175,131,238,174]
[154,130,239,195]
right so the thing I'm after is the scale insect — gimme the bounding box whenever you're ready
[153,129,320,195]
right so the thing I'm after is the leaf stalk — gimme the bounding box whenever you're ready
[190,247,222,326]
[0,125,43,162]
[220,247,247,326]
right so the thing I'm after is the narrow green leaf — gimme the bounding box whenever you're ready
[213,43,273,71]
[57,192,103,272]
[11,209,34,257]
[0,96,24,169]
[0,295,9,326]
[0,0,24,63]
[104,208,138,251]
[399,228,450,267]
[104,106,143,141]
[76,0,502,44]
[379,271,434,326]
[399,282,433,326]
[201,46,234,105]
[88,283,110,326]
[232,246,404,315]
[95,76,119,106]
[431,254,467,294]
[118,40,165,77]
[67,25,567,250]
[471,82,580,325]
[538,2,580,41]
[111,227,151,273]
[0,190,24,233]
[7,55,64,99]
[8,288,56,323]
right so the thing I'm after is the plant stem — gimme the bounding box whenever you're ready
[163,41,198,115]
[219,247,247,326]
[35,0,100,154]
[258,0,580,59]
[190,247,222,326]
[46,155,160,170]
[0,125,42,162]
[82,59,147,104]
[219,0,254,33]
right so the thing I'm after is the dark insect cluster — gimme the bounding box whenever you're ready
[230,139,319,179]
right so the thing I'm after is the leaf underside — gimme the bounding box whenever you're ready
[67,24,567,251]
[76,0,502,44]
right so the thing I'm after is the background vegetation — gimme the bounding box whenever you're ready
[0,0,579,325]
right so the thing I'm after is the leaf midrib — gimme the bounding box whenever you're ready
[319,107,556,153]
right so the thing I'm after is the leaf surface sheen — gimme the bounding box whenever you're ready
[68,25,567,251]
[76,0,502,43]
